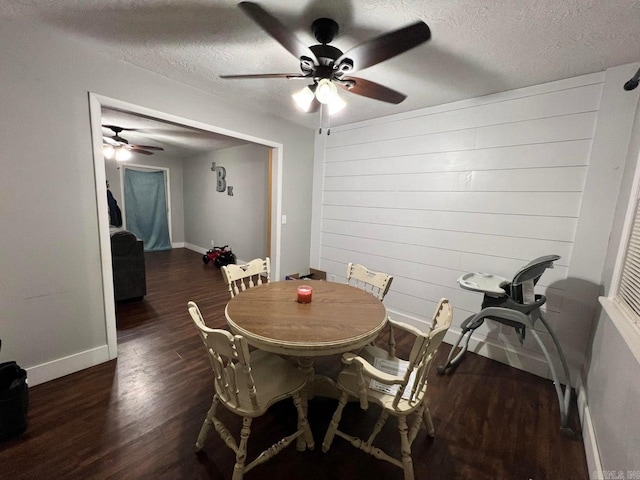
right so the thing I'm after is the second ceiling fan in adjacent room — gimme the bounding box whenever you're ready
[102,125,164,162]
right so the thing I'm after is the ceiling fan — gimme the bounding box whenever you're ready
[221,1,431,113]
[102,125,164,160]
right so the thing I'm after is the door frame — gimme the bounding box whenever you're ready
[89,93,283,360]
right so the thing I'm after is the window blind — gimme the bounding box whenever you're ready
[617,196,640,327]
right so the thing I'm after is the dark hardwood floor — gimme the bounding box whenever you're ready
[0,248,588,479]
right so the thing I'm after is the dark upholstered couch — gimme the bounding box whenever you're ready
[110,230,146,302]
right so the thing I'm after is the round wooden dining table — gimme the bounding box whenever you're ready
[225,279,387,451]
[225,279,388,357]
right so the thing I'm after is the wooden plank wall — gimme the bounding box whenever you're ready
[317,74,604,379]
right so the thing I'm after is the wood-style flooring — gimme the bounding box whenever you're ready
[0,248,588,479]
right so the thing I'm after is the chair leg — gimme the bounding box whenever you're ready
[292,392,315,451]
[397,415,415,480]
[232,417,253,480]
[367,409,389,445]
[322,390,349,452]
[195,395,219,451]
[422,404,435,437]
[406,404,425,444]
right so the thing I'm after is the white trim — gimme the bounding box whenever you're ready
[184,242,206,254]
[272,146,283,280]
[26,345,111,387]
[385,307,571,382]
[610,148,640,294]
[599,297,640,365]
[309,132,327,267]
[89,93,118,360]
[576,376,603,480]
[89,93,284,362]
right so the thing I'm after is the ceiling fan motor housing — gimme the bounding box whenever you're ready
[311,18,339,44]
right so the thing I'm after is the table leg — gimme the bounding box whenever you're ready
[298,356,352,399]
[296,357,314,451]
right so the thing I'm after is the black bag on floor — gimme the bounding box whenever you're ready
[0,347,29,442]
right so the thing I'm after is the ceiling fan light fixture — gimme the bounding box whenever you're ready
[315,78,337,104]
[328,93,346,115]
[115,146,132,162]
[292,85,315,111]
[103,144,115,160]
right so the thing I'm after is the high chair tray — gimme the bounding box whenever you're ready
[457,272,509,296]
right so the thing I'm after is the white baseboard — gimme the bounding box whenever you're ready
[387,307,580,384]
[26,345,111,387]
[172,242,185,248]
[388,308,551,377]
[576,376,602,480]
[184,243,207,254]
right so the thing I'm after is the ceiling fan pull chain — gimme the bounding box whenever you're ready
[318,103,324,135]
[318,103,331,135]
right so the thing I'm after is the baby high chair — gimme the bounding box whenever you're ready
[437,255,574,437]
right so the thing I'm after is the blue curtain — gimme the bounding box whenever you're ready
[123,168,172,252]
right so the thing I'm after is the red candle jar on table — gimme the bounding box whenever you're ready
[297,285,313,303]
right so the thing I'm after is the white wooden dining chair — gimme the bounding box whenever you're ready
[346,263,393,301]
[188,301,314,480]
[222,257,270,298]
[322,298,453,480]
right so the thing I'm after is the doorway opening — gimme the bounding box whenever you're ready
[89,93,284,360]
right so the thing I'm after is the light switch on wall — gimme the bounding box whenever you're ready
[281,215,287,225]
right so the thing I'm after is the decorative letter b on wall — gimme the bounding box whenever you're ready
[211,162,233,195]
[216,166,227,192]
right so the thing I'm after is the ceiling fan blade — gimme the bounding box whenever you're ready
[336,21,431,72]
[102,125,138,132]
[131,145,164,151]
[338,77,407,104]
[131,148,154,155]
[238,2,317,62]
[220,73,309,80]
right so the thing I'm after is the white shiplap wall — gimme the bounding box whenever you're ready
[314,74,605,380]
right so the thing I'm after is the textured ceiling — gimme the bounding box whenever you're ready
[101,108,249,157]
[3,0,640,135]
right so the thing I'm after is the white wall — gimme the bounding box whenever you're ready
[311,66,638,383]
[183,143,269,261]
[311,62,640,475]
[585,306,640,476]
[0,19,315,384]
[583,66,640,476]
